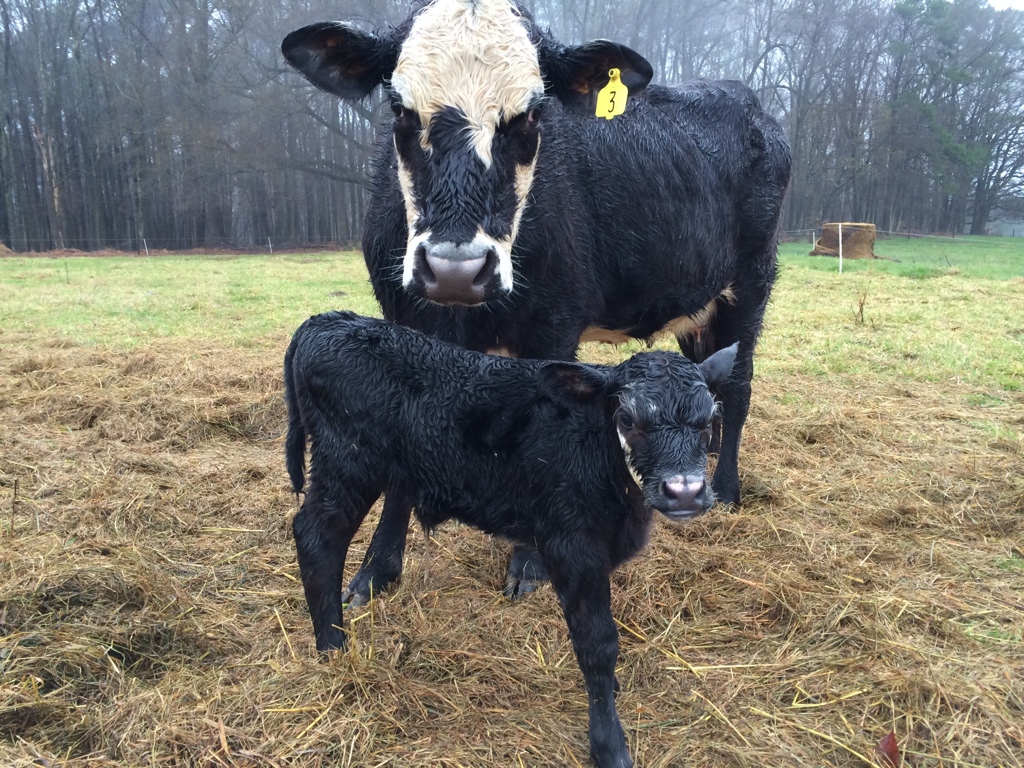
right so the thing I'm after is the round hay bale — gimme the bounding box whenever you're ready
[0,241,14,256]
[810,222,877,259]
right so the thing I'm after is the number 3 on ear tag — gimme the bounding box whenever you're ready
[596,68,628,120]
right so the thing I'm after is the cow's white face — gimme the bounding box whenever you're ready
[392,0,543,166]
[281,0,653,306]
[389,0,545,304]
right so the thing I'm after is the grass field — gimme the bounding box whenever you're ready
[1,239,1023,767]
[779,234,1024,280]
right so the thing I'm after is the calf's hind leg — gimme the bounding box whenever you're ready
[293,482,380,653]
[343,493,412,608]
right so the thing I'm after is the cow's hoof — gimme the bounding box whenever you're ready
[503,546,549,600]
[343,567,400,609]
[504,573,542,600]
[716,499,740,514]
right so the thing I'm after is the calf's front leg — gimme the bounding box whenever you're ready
[546,556,631,768]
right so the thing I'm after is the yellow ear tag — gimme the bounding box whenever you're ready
[596,68,628,120]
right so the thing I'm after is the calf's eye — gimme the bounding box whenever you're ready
[616,411,635,431]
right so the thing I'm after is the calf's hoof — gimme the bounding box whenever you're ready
[503,546,549,601]
[343,565,401,609]
[590,747,633,768]
[315,629,347,659]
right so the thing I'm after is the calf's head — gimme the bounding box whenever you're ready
[545,345,737,518]
[282,0,652,305]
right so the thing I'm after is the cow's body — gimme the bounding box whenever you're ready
[283,0,790,602]
[284,311,737,768]
[367,79,785,360]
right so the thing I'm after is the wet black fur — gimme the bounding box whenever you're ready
[284,311,733,768]
[282,0,790,502]
[282,2,791,729]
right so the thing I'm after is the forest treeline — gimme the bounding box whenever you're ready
[2,0,1023,252]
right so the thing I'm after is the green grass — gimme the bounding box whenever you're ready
[1,238,1022,398]
[0,252,379,347]
[759,266,1024,393]
[963,624,1023,644]
[999,556,1024,573]
[779,234,1024,279]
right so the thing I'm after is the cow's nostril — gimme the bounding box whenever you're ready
[415,244,436,284]
[472,248,498,287]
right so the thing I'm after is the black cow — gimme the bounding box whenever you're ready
[284,311,737,768]
[282,0,791,603]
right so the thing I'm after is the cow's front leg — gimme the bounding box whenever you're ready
[710,366,750,508]
[343,493,412,608]
[504,544,550,599]
[546,554,631,768]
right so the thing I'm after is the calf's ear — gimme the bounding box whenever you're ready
[698,343,738,391]
[539,39,654,111]
[541,362,614,404]
[282,22,400,100]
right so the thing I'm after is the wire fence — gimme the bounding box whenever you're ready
[781,228,1024,244]
[3,228,1023,256]
[0,235,359,255]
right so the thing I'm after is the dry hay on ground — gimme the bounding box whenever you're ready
[1,334,1022,767]
[811,223,878,259]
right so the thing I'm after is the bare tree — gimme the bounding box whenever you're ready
[1,0,1023,252]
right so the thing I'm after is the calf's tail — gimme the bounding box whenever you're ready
[283,331,307,495]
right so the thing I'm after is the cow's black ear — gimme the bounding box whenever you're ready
[282,22,400,100]
[541,362,614,404]
[698,343,738,390]
[539,39,653,110]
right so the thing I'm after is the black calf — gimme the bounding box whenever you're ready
[284,311,736,768]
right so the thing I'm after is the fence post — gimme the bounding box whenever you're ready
[838,223,843,274]
[268,237,273,254]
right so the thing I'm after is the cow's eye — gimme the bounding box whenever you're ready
[391,103,421,134]
[616,411,636,431]
[504,107,542,136]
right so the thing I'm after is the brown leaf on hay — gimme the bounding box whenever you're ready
[1,331,1023,767]
[876,730,900,767]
